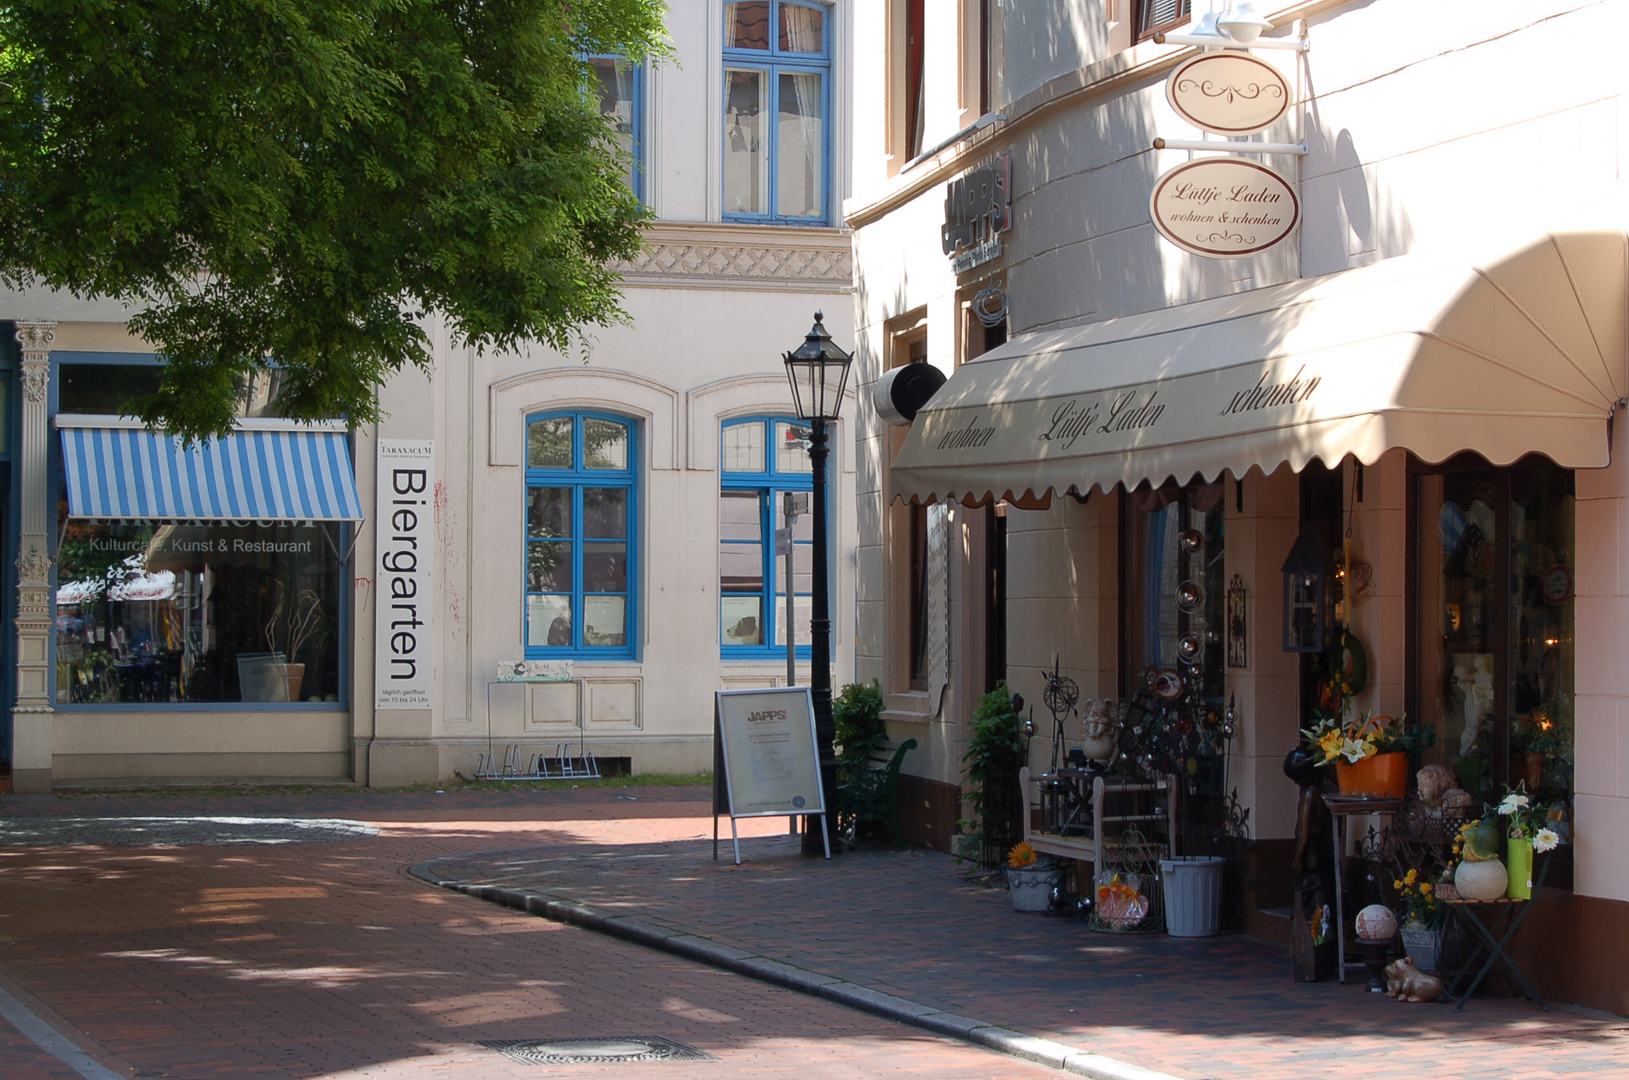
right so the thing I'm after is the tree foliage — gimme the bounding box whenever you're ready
[0,0,668,441]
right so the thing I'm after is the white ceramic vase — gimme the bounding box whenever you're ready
[1454,857,1509,901]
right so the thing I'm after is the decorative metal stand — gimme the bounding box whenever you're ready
[1088,825,1166,934]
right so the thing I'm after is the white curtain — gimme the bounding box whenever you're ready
[779,72,823,217]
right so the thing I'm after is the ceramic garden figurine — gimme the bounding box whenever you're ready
[1384,956,1444,1003]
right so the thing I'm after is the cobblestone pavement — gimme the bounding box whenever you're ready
[0,785,1068,1080]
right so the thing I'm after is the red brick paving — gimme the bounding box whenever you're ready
[0,786,1062,1080]
[423,791,1629,1080]
[7,784,1629,1079]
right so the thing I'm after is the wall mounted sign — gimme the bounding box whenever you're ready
[1227,574,1248,668]
[942,152,1011,274]
[1166,52,1291,135]
[1150,157,1299,258]
[375,439,434,709]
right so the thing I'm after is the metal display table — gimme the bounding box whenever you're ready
[1442,854,1552,1012]
[1325,794,1404,984]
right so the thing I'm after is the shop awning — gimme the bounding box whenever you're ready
[58,419,364,521]
[893,232,1628,505]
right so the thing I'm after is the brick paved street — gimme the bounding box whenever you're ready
[0,786,1064,1080]
[5,783,1629,1079]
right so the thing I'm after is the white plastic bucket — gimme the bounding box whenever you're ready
[1159,856,1226,937]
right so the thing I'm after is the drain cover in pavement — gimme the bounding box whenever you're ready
[480,1037,713,1064]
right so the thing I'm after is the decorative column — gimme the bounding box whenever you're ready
[11,321,54,792]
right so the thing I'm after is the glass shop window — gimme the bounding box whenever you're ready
[57,362,289,419]
[1415,456,1574,808]
[1122,480,1226,705]
[55,520,344,704]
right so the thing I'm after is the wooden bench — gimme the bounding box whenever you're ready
[1018,766,1175,879]
[836,737,918,848]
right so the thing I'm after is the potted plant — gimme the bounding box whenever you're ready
[1005,841,1059,912]
[1511,711,1566,791]
[259,578,330,702]
[1394,867,1446,971]
[1494,782,1562,900]
[959,682,1026,868]
[832,679,886,763]
[1300,711,1432,798]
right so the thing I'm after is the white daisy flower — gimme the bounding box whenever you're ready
[1533,827,1560,853]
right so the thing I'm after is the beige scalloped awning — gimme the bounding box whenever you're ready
[893,232,1628,506]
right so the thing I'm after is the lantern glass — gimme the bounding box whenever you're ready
[782,312,852,421]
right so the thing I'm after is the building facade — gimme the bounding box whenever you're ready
[848,0,1629,1011]
[0,0,858,792]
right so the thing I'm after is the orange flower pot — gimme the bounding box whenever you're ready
[1336,751,1408,798]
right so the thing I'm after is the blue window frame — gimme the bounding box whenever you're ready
[720,416,822,657]
[586,55,646,201]
[722,0,830,224]
[524,412,638,660]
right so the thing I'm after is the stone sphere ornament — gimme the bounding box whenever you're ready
[1354,903,1398,941]
[1455,857,1509,901]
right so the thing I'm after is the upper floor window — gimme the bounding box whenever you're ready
[524,412,638,660]
[1138,0,1192,39]
[586,56,645,200]
[720,417,816,656]
[723,1,830,224]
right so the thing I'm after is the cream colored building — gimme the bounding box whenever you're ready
[848,0,1629,1011]
[1,0,858,791]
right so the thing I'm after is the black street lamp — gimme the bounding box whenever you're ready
[783,310,852,854]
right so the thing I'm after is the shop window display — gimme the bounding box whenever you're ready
[1415,457,1574,807]
[55,520,343,704]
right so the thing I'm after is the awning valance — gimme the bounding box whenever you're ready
[58,421,364,521]
[893,232,1628,505]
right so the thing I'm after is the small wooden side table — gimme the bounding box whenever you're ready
[1324,794,1404,984]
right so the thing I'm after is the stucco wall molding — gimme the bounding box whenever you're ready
[686,372,858,474]
[488,367,681,470]
[613,223,854,293]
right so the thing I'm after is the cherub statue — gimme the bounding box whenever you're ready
[1080,699,1118,764]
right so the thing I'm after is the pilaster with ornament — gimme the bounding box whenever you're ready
[14,322,55,715]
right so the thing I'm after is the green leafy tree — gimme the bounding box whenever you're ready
[0,0,668,441]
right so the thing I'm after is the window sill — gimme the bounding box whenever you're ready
[882,690,935,724]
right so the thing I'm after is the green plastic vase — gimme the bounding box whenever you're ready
[1506,836,1534,900]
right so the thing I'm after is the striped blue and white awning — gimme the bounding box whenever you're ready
[59,423,363,521]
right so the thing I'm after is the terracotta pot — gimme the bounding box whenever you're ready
[1335,751,1408,798]
[1519,751,1544,792]
[1455,857,1509,901]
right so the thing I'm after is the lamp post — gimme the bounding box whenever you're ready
[783,310,852,854]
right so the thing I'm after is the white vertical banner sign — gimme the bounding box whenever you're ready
[375,440,435,708]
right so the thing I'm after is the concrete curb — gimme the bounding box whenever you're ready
[409,858,1185,1080]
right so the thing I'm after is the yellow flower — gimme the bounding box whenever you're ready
[1393,879,1403,891]
[1420,883,1433,895]
[1404,869,1418,884]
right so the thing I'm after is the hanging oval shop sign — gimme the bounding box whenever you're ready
[1166,52,1291,136]
[1150,157,1299,259]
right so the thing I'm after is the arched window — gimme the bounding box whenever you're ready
[720,417,816,656]
[722,0,831,223]
[525,412,638,659]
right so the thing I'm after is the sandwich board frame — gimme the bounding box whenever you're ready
[712,687,830,864]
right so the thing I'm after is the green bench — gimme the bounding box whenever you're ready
[836,737,917,848]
